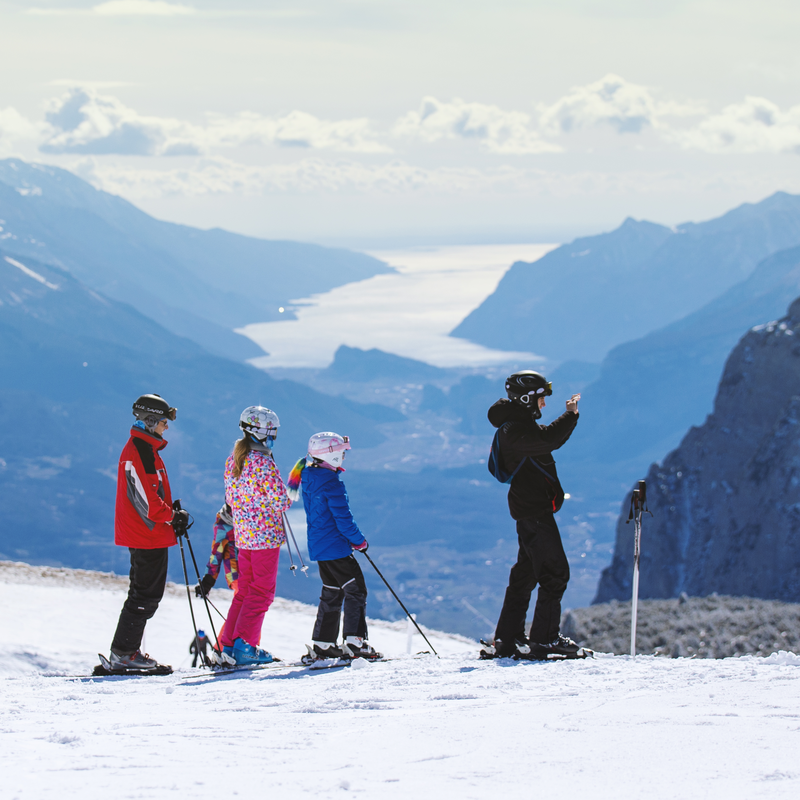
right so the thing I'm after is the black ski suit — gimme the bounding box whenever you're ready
[488,399,579,647]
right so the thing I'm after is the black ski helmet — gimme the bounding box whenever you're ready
[132,394,177,428]
[505,371,552,418]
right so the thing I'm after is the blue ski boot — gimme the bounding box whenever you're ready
[232,637,275,665]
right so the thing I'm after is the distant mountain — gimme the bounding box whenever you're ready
[595,296,800,603]
[0,248,397,576]
[0,159,392,360]
[578,242,800,467]
[325,345,446,384]
[452,192,800,364]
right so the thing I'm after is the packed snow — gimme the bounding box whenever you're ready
[2,561,800,799]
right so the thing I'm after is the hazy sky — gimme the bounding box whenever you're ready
[2,0,800,245]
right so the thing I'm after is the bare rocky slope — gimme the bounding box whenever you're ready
[564,595,800,658]
[595,296,800,604]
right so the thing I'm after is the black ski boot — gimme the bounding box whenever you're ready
[313,642,347,659]
[302,642,348,665]
[480,637,532,659]
[343,637,383,660]
[94,652,173,676]
[530,634,591,660]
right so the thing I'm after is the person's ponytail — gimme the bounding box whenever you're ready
[231,436,251,478]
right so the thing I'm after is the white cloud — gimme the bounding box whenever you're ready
[93,1,195,14]
[41,88,202,156]
[204,110,391,153]
[76,155,758,200]
[394,96,561,155]
[38,88,388,156]
[71,155,798,212]
[538,73,701,135]
[27,1,195,15]
[0,107,50,157]
[73,156,534,198]
[670,96,800,154]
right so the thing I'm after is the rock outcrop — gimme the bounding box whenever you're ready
[595,297,800,603]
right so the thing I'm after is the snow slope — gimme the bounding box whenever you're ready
[2,562,800,799]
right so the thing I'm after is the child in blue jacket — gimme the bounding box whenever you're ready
[288,432,381,661]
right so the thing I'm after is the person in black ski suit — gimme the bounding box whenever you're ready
[485,371,582,659]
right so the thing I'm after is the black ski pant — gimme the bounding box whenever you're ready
[494,513,570,646]
[111,547,169,654]
[312,555,368,643]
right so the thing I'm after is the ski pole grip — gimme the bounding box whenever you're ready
[638,480,647,505]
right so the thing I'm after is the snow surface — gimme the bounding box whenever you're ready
[2,562,800,799]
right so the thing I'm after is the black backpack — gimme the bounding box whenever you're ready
[487,429,565,511]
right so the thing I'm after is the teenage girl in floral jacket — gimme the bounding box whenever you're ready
[219,406,290,665]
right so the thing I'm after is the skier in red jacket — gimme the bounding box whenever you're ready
[108,393,186,671]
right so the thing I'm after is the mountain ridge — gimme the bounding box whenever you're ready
[0,158,393,360]
[452,191,800,364]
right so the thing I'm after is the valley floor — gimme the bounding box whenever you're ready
[1,563,799,799]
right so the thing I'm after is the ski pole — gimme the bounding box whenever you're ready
[359,551,438,657]
[184,532,221,647]
[283,512,309,577]
[283,514,297,578]
[626,480,651,656]
[177,533,207,667]
[174,499,218,665]
[202,593,227,620]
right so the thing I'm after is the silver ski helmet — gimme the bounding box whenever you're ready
[239,406,279,444]
[132,394,176,432]
[307,431,350,469]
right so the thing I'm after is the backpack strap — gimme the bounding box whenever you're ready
[527,457,555,486]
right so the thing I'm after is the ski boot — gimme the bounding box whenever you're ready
[481,637,533,660]
[343,636,383,660]
[479,640,497,659]
[232,638,275,665]
[210,646,236,667]
[529,634,591,660]
[109,649,159,670]
[95,650,172,676]
[301,642,346,665]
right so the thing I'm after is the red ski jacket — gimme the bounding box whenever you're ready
[115,427,177,549]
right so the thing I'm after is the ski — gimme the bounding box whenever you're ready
[91,653,173,677]
[478,640,594,661]
[179,658,354,683]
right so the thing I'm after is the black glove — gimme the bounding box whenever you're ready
[195,574,215,597]
[172,509,190,536]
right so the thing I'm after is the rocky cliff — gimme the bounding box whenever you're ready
[595,297,800,603]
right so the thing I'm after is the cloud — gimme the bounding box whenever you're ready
[394,96,561,155]
[204,110,391,153]
[0,108,50,157]
[38,88,389,156]
[28,1,195,15]
[670,96,800,154]
[40,88,202,156]
[73,155,795,202]
[93,1,195,14]
[73,156,531,197]
[538,73,701,135]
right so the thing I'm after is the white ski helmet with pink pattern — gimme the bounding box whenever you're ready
[239,406,279,443]
[307,431,350,468]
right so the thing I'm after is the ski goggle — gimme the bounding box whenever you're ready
[516,382,552,405]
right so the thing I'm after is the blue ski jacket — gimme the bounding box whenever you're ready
[301,466,366,562]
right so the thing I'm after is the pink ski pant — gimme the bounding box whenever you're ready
[219,547,280,648]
